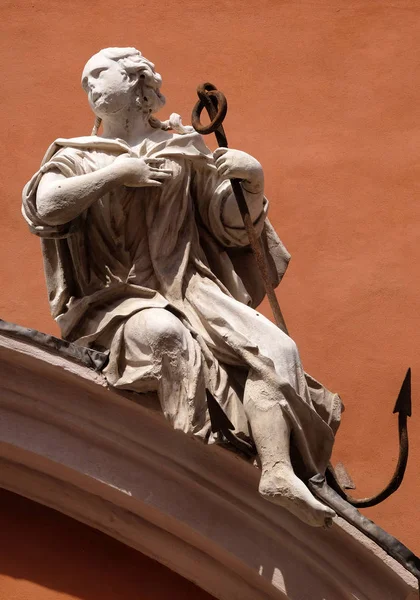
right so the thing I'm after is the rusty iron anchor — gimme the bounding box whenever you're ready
[192,82,419,584]
[326,368,412,508]
[309,368,420,582]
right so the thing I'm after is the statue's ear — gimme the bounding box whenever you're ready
[124,71,139,87]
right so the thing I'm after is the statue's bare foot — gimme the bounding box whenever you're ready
[259,464,336,527]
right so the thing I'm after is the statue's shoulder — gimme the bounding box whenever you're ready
[52,136,129,153]
[40,136,130,166]
[41,132,211,166]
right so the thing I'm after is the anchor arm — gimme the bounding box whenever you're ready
[326,368,411,509]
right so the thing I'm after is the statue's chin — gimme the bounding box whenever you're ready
[91,96,131,119]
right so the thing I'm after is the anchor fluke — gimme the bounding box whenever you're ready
[326,368,412,509]
[393,367,412,417]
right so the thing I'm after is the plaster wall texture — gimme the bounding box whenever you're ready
[0,0,419,591]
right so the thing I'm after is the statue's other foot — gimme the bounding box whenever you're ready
[259,465,336,528]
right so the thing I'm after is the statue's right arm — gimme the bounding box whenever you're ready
[35,156,171,226]
[36,164,127,226]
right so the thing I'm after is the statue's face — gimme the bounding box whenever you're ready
[81,54,135,118]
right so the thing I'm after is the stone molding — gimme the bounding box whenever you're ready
[0,331,417,600]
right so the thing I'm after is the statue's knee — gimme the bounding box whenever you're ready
[148,312,187,350]
[125,309,187,352]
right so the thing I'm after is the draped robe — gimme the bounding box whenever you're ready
[22,129,342,479]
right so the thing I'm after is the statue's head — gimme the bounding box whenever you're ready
[81,47,166,119]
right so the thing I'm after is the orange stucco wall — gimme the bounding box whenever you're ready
[1,1,420,595]
[0,488,214,600]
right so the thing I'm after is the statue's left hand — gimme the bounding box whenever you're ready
[213,148,264,191]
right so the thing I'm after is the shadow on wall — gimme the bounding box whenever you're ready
[0,488,214,600]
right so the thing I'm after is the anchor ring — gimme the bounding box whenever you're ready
[191,82,228,135]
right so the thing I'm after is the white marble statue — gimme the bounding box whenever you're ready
[22,47,342,527]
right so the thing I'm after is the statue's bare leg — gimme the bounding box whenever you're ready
[114,306,336,527]
[188,284,337,527]
[243,376,335,527]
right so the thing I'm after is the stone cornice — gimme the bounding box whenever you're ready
[0,330,417,599]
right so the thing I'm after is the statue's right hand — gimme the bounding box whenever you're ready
[113,155,172,187]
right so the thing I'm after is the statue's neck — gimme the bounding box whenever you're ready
[101,108,156,147]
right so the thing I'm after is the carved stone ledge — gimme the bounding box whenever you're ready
[0,330,417,600]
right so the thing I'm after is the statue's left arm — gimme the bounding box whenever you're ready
[192,144,268,248]
[212,147,265,230]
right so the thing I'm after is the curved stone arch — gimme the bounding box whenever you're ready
[0,331,416,600]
